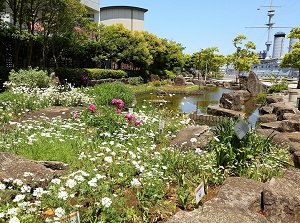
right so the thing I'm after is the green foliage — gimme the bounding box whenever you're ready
[8,67,50,88]
[267,75,288,94]
[54,68,88,87]
[84,82,134,107]
[255,93,267,105]
[230,35,260,75]
[86,68,127,79]
[128,77,144,85]
[206,117,291,180]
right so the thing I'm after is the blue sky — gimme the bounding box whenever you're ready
[101,0,300,56]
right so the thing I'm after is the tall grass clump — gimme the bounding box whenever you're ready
[206,117,291,181]
[83,82,135,108]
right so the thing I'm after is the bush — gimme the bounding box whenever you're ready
[128,76,144,85]
[267,80,288,94]
[54,68,88,87]
[86,68,127,80]
[84,82,134,108]
[125,70,150,81]
[0,67,11,92]
[8,67,50,88]
[256,93,267,105]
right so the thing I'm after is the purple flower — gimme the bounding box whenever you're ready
[73,112,79,119]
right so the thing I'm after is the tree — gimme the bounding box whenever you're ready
[280,27,300,89]
[37,0,87,68]
[231,34,259,82]
[194,47,225,80]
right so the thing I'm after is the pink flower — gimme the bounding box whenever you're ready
[73,112,79,119]
[89,104,96,111]
[125,113,135,122]
[112,99,124,110]
[134,118,141,126]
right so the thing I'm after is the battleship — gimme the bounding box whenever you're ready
[248,0,299,78]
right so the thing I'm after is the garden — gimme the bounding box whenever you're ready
[0,69,293,222]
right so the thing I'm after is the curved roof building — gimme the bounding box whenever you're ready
[100,6,148,31]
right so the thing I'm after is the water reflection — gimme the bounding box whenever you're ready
[135,86,259,125]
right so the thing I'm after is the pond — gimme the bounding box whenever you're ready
[135,86,260,127]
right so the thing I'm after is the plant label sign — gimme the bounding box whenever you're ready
[57,211,80,223]
[159,120,165,131]
[128,108,133,114]
[195,182,205,204]
[233,120,249,140]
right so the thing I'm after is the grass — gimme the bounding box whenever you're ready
[128,82,202,93]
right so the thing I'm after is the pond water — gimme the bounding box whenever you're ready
[136,86,260,127]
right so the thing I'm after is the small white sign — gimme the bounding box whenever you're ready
[195,182,205,204]
[233,120,249,140]
[57,211,80,223]
[159,120,165,130]
[128,108,133,114]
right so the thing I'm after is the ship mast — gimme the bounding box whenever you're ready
[246,0,290,59]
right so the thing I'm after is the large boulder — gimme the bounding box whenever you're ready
[219,92,243,111]
[259,114,277,123]
[247,71,266,96]
[270,102,298,121]
[263,169,300,223]
[266,94,284,104]
[259,106,273,115]
[174,75,186,86]
[150,74,160,82]
[169,125,211,150]
[0,152,55,187]
[167,177,267,223]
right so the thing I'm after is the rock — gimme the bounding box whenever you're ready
[266,94,284,104]
[169,125,211,150]
[283,132,300,143]
[207,105,246,119]
[277,120,300,132]
[167,177,267,223]
[237,90,251,101]
[263,175,300,223]
[282,113,300,121]
[259,114,277,123]
[259,106,273,115]
[260,121,282,131]
[156,89,167,96]
[37,161,68,170]
[49,72,60,87]
[283,168,300,183]
[150,74,160,82]
[174,75,186,86]
[293,151,300,168]
[247,71,266,96]
[192,79,205,86]
[270,102,297,121]
[219,92,242,110]
[223,82,231,89]
[0,152,55,187]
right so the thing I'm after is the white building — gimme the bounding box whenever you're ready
[81,0,101,23]
[100,6,147,31]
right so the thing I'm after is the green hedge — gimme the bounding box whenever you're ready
[85,68,127,80]
[54,68,128,87]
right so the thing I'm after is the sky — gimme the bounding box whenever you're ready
[100,0,300,56]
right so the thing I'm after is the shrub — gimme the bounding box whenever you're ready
[85,68,127,80]
[54,68,88,87]
[8,67,50,88]
[256,93,267,105]
[267,80,288,93]
[128,76,144,85]
[164,70,176,79]
[125,70,150,81]
[84,82,134,108]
